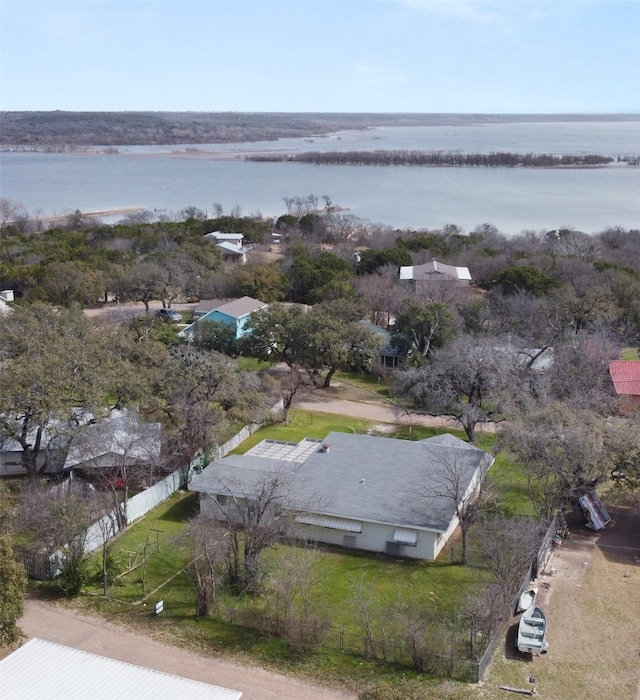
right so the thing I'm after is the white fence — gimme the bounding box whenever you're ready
[83,401,283,555]
[84,468,183,553]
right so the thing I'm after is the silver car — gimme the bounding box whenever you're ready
[155,308,182,323]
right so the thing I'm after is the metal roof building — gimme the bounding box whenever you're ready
[0,638,242,700]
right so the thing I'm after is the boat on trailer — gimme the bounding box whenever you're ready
[516,586,538,613]
[517,605,549,655]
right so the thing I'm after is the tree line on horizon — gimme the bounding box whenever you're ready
[250,149,639,167]
[2,111,636,148]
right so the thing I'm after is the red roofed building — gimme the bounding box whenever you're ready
[609,360,640,414]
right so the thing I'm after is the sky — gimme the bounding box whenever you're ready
[1,0,639,113]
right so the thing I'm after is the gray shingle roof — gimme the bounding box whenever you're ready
[213,296,267,319]
[191,432,493,533]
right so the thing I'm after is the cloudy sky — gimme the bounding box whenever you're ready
[1,0,638,113]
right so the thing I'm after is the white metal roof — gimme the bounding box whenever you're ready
[400,260,472,281]
[295,513,363,532]
[393,527,418,545]
[0,638,242,700]
[215,241,245,255]
[204,231,244,242]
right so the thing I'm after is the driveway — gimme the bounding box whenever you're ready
[292,384,496,434]
[17,597,355,700]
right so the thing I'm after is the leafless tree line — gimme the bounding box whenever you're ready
[251,150,619,167]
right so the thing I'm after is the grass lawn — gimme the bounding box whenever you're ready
[78,491,492,693]
[621,346,640,360]
[65,412,534,696]
[332,370,392,399]
[234,408,378,452]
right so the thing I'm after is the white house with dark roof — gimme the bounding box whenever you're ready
[181,296,268,339]
[190,432,494,561]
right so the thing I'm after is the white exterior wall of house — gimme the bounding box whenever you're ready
[198,495,441,561]
[294,520,439,560]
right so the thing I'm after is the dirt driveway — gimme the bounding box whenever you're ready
[292,380,496,433]
[479,495,640,700]
[17,597,355,700]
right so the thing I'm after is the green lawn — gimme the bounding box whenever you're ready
[332,369,392,399]
[234,408,377,452]
[81,491,491,689]
[621,346,640,360]
[71,414,532,694]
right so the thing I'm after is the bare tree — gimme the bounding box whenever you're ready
[20,481,101,596]
[393,335,521,442]
[603,413,640,490]
[201,465,296,592]
[355,266,406,328]
[262,546,329,652]
[184,515,231,617]
[476,515,545,603]
[66,409,161,528]
[499,403,609,519]
[548,331,620,413]
[160,347,236,487]
[411,448,495,565]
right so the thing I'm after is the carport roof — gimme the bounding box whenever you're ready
[0,638,242,700]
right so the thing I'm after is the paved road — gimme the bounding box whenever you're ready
[18,598,355,700]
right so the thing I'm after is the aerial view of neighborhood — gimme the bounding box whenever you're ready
[1,2,639,700]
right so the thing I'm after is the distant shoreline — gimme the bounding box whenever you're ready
[3,146,637,169]
[1,111,639,151]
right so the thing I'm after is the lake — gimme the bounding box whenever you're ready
[1,121,639,235]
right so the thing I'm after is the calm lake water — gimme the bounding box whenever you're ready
[1,121,639,235]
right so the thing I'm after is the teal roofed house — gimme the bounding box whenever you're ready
[180,296,268,339]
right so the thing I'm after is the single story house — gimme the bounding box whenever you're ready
[0,424,67,477]
[609,360,640,414]
[180,296,268,340]
[204,231,248,264]
[63,409,161,479]
[0,638,241,700]
[190,431,494,561]
[399,260,472,296]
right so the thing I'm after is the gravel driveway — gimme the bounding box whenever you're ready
[18,598,355,700]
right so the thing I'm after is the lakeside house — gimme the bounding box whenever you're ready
[204,231,249,264]
[190,432,494,561]
[399,260,471,298]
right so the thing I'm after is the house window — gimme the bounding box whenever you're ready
[343,535,357,548]
[216,494,227,506]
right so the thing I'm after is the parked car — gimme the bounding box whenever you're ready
[155,308,182,323]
